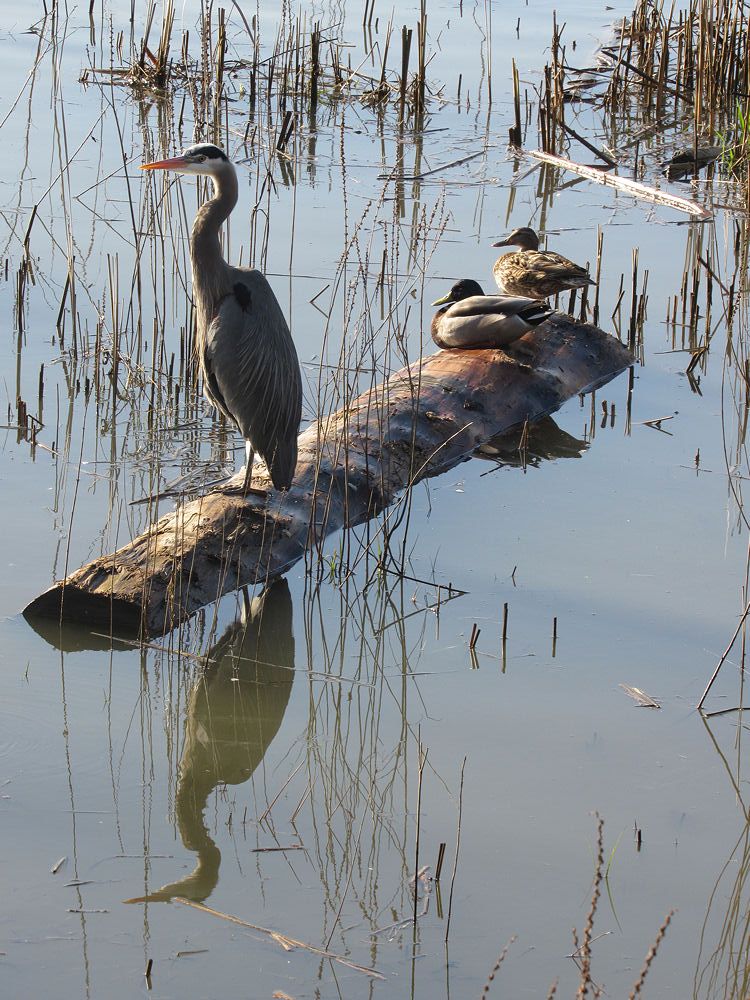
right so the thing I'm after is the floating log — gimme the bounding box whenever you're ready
[23,314,632,637]
[529,149,713,222]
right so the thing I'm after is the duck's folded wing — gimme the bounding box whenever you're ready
[533,251,593,283]
[436,310,535,348]
[447,294,547,318]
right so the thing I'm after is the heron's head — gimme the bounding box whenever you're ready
[492,226,539,251]
[431,278,484,307]
[141,143,231,178]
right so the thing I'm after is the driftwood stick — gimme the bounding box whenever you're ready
[173,897,385,979]
[529,149,713,221]
[556,118,617,168]
[23,314,632,637]
[697,597,750,710]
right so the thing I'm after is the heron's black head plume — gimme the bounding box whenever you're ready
[182,144,229,162]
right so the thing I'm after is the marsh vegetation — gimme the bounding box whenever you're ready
[4,0,750,997]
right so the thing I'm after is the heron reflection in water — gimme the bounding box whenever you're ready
[125,579,294,904]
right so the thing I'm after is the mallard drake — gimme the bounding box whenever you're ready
[492,227,595,299]
[431,278,552,349]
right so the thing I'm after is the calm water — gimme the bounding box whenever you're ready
[2,1,750,997]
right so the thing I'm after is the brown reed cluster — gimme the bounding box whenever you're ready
[530,0,750,205]
[83,0,434,130]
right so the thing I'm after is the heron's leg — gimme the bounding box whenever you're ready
[241,442,255,495]
[240,586,251,620]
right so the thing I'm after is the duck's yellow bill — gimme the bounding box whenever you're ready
[431,292,454,306]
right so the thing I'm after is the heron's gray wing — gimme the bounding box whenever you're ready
[203,272,302,489]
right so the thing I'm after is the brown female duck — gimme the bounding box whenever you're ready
[492,227,595,299]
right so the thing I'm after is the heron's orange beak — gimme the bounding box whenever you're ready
[140,155,190,171]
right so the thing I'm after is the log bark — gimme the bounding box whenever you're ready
[23,314,632,637]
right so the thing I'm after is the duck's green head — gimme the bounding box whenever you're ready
[432,278,485,307]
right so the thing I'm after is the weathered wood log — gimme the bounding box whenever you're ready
[23,314,632,637]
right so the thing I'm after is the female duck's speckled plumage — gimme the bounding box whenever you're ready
[492,227,595,300]
[431,279,552,350]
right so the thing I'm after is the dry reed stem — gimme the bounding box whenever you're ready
[444,756,467,943]
[479,936,517,999]
[174,897,385,979]
[628,909,675,997]
[414,739,427,929]
[576,814,604,998]
[698,597,750,709]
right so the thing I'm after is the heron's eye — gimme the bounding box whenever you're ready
[195,155,206,162]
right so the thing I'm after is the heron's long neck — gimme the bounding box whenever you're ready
[190,163,238,329]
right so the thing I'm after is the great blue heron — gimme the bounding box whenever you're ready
[141,143,302,494]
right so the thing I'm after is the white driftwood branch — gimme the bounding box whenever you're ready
[529,149,713,222]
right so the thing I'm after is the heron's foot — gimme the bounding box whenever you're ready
[219,481,268,497]
[240,461,268,499]
[209,477,268,499]
[243,484,269,498]
[202,475,232,493]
